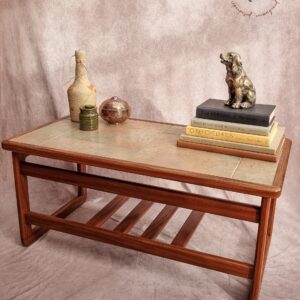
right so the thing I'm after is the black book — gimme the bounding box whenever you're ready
[196,99,276,127]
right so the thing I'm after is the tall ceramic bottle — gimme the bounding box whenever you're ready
[67,49,96,122]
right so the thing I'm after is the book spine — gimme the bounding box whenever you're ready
[177,140,278,162]
[196,108,270,126]
[180,134,277,154]
[186,126,271,146]
[191,118,272,136]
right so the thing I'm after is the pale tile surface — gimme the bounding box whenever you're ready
[233,158,279,185]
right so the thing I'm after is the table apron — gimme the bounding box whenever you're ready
[21,161,260,223]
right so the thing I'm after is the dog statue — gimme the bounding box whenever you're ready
[220,52,256,109]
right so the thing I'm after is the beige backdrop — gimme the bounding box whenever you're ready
[1,1,299,299]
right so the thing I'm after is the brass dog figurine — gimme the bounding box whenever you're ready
[220,52,256,109]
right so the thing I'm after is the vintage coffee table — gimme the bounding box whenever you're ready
[2,117,291,300]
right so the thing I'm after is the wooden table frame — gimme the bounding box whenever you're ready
[2,119,292,300]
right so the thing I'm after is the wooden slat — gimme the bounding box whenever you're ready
[30,194,87,244]
[26,211,254,279]
[172,211,204,247]
[141,205,177,239]
[48,195,86,219]
[87,195,128,226]
[21,162,261,223]
[114,200,153,233]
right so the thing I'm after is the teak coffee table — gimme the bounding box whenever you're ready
[2,117,291,300]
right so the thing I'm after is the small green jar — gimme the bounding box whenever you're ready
[79,105,98,131]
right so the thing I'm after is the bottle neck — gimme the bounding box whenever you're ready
[75,60,88,81]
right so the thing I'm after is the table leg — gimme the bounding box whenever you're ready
[12,152,33,246]
[77,163,87,197]
[267,199,276,240]
[250,197,272,300]
[262,198,277,276]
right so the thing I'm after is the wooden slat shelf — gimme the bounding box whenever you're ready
[87,196,204,247]
[25,210,254,279]
[22,190,253,279]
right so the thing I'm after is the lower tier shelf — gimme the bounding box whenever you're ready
[26,194,254,279]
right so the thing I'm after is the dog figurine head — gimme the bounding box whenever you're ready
[220,52,242,76]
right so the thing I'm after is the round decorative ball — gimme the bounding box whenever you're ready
[99,96,130,124]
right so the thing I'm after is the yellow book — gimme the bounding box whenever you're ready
[185,122,278,146]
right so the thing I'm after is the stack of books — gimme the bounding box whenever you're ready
[177,99,285,161]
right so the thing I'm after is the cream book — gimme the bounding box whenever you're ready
[191,117,274,136]
[180,126,285,155]
[186,123,278,146]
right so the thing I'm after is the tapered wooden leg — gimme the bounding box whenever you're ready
[77,163,87,197]
[267,199,276,238]
[250,197,272,300]
[12,152,33,246]
[262,198,277,275]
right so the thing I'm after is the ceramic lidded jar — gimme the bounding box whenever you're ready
[67,49,96,122]
[99,96,130,124]
[79,105,98,131]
